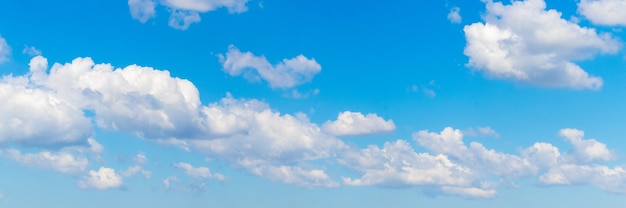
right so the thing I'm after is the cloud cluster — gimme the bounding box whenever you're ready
[464,0,620,90]
[5,53,626,197]
[2,55,342,188]
[128,0,250,30]
[219,45,322,89]
[341,127,626,198]
[578,0,626,26]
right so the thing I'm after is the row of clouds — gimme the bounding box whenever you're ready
[132,0,626,91]
[1,50,625,197]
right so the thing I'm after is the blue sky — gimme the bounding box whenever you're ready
[2,0,626,207]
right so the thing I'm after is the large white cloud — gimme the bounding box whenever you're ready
[322,111,396,136]
[464,0,620,90]
[578,0,626,26]
[78,167,123,190]
[128,0,249,30]
[219,45,322,89]
[189,96,345,187]
[0,82,93,147]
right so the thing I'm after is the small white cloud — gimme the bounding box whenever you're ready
[155,138,190,151]
[340,140,475,190]
[578,0,626,26]
[2,149,88,174]
[163,176,178,189]
[121,165,152,179]
[0,36,10,64]
[134,153,148,165]
[78,167,123,190]
[219,45,322,89]
[322,111,396,136]
[174,162,225,181]
[128,0,156,23]
[128,0,250,29]
[288,88,319,99]
[440,186,496,198]
[261,165,338,188]
[22,45,41,57]
[168,10,201,30]
[464,0,620,90]
[559,128,613,163]
[463,126,500,138]
[448,7,462,23]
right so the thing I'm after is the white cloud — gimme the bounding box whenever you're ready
[174,162,225,181]
[78,167,123,190]
[0,82,93,147]
[559,128,613,163]
[128,0,250,29]
[322,111,396,136]
[164,0,248,13]
[163,176,178,189]
[539,165,626,194]
[448,7,462,23]
[168,10,201,30]
[219,45,322,89]
[464,0,620,90]
[128,0,156,23]
[2,55,343,188]
[189,96,346,187]
[260,165,338,188]
[2,149,88,174]
[578,0,626,26]
[0,36,10,64]
[340,140,476,190]
[22,45,41,57]
[414,127,536,179]
[288,88,319,99]
[463,126,500,138]
[440,186,496,198]
[121,165,152,179]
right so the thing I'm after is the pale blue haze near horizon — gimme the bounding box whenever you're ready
[1,0,626,207]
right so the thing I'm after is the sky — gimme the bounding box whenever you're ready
[2,0,626,207]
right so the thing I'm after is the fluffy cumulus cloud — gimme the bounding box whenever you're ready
[128,0,250,30]
[78,167,123,190]
[578,0,626,26]
[174,162,225,181]
[3,55,342,188]
[0,81,93,147]
[189,96,345,187]
[322,111,396,136]
[464,0,620,90]
[219,45,322,89]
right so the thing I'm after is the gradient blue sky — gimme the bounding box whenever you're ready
[2,0,626,207]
